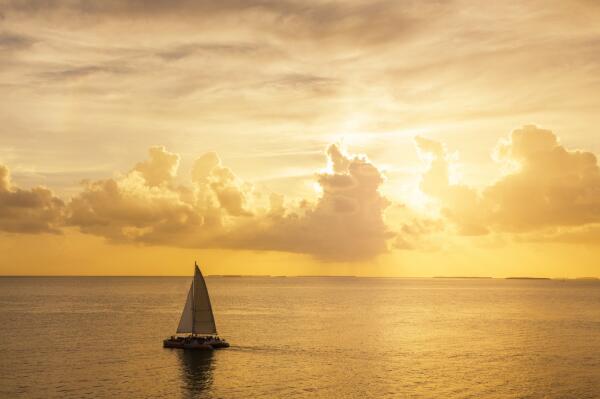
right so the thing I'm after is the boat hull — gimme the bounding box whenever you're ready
[163,336,230,350]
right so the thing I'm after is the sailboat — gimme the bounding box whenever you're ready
[163,262,229,350]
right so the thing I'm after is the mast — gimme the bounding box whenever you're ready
[192,261,197,335]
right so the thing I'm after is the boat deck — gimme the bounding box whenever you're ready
[163,336,229,350]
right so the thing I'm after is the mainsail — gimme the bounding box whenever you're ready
[176,264,217,335]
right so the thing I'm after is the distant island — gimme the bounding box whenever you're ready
[206,274,270,278]
[434,276,493,279]
[505,277,551,280]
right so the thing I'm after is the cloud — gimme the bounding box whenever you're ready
[133,146,180,187]
[391,203,445,250]
[67,147,204,245]
[155,42,261,62]
[264,73,339,94]
[0,0,440,46]
[518,224,600,245]
[485,125,600,231]
[5,124,597,257]
[0,31,35,51]
[64,143,393,261]
[0,164,65,233]
[416,125,600,237]
[191,151,253,217]
[415,136,487,235]
[223,144,392,261]
[38,64,131,81]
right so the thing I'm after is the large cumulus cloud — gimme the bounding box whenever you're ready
[0,165,65,233]
[487,125,600,230]
[223,144,392,261]
[68,146,221,246]
[416,125,600,237]
[65,144,392,261]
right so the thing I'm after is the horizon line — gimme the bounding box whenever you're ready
[0,274,598,280]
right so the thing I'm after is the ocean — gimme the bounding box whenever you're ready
[0,276,599,398]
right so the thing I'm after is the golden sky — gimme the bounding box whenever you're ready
[1,0,599,276]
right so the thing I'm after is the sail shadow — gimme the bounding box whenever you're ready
[177,350,215,397]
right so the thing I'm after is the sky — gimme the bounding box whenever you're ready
[0,0,599,277]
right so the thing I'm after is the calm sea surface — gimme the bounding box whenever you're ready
[1,277,599,398]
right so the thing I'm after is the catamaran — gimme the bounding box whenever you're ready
[163,262,229,350]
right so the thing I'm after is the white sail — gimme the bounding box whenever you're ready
[176,284,194,333]
[176,264,217,335]
[191,265,217,334]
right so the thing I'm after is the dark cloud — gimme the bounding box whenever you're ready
[0,31,35,51]
[0,0,301,17]
[1,0,446,46]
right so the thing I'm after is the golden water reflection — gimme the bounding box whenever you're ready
[177,350,214,397]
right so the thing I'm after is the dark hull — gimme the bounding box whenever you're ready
[163,336,229,350]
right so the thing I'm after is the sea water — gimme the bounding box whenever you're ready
[0,276,599,398]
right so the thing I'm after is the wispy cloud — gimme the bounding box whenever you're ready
[0,31,36,51]
[37,64,131,80]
